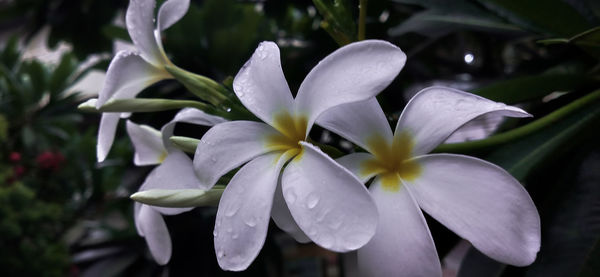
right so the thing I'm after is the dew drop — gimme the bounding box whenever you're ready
[226,107,232,112]
[225,203,240,217]
[306,193,320,209]
[285,188,297,204]
[217,250,224,258]
[244,216,257,227]
[210,156,217,162]
[328,218,343,230]
[232,233,239,239]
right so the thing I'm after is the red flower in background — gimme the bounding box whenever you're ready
[36,151,65,172]
[9,152,21,163]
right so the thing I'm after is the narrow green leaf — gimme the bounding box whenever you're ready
[476,0,592,36]
[472,74,587,104]
[488,92,600,180]
[49,53,77,95]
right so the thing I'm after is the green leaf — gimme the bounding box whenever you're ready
[538,26,600,59]
[389,10,522,37]
[487,92,600,181]
[472,74,588,104]
[0,36,20,69]
[476,0,592,36]
[313,0,357,45]
[0,114,7,142]
[49,53,77,95]
[100,25,131,43]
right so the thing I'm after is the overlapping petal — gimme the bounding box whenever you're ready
[126,120,166,166]
[405,154,541,266]
[96,51,168,108]
[157,0,190,31]
[335,152,378,183]
[97,113,120,162]
[214,152,289,271]
[295,40,406,131]
[160,108,226,152]
[271,179,311,243]
[281,142,378,252]
[357,177,441,277]
[233,41,294,127]
[193,121,279,189]
[137,204,171,265]
[139,151,200,215]
[395,86,531,156]
[126,0,163,66]
[317,98,393,153]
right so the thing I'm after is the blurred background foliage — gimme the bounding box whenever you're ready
[0,0,599,276]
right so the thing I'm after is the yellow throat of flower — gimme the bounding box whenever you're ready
[265,112,308,159]
[361,131,421,191]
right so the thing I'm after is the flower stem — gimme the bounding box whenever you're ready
[434,89,600,153]
[358,0,367,40]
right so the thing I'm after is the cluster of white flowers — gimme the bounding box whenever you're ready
[92,0,541,275]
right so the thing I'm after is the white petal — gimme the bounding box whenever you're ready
[138,204,172,265]
[96,51,168,108]
[214,152,288,271]
[294,40,406,131]
[157,0,190,31]
[233,41,294,127]
[405,154,541,266]
[161,108,226,152]
[134,201,144,236]
[271,178,311,243]
[357,177,441,277]
[395,86,532,156]
[139,151,200,215]
[126,120,166,166]
[125,0,163,65]
[282,142,378,252]
[317,98,393,154]
[335,152,378,183]
[193,121,277,189]
[97,113,120,162]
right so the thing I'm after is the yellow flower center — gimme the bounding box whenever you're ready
[264,111,308,159]
[361,131,421,191]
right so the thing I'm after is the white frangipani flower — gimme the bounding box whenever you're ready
[317,87,541,276]
[193,40,407,271]
[128,108,225,265]
[97,0,190,162]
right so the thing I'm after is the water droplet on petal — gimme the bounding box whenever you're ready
[306,193,320,209]
[285,188,297,204]
[328,218,343,230]
[217,250,224,258]
[225,203,241,217]
[244,216,257,227]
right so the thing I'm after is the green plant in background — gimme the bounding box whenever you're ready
[0,36,139,276]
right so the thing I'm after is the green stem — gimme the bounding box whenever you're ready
[434,89,600,153]
[358,0,367,40]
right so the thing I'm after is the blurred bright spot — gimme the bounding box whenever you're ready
[464,52,474,64]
